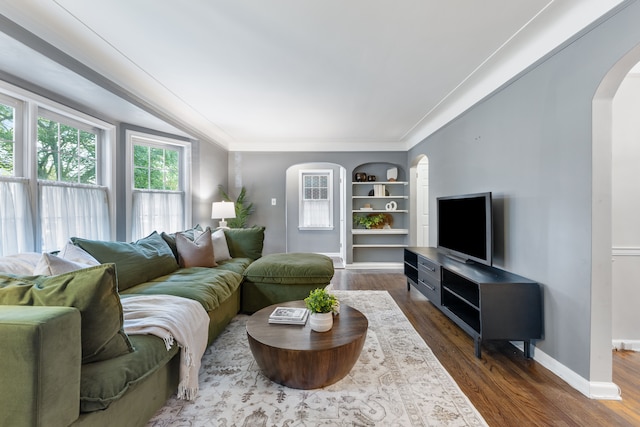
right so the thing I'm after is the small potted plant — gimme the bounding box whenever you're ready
[353,213,385,229]
[304,288,339,332]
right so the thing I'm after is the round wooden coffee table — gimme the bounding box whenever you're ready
[246,300,368,389]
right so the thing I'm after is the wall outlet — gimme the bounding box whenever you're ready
[271,198,277,206]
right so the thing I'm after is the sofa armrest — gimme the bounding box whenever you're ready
[0,306,82,427]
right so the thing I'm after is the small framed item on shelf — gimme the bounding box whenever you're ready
[268,306,309,325]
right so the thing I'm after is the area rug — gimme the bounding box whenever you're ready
[147,291,488,426]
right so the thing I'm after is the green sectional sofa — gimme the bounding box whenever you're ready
[0,226,268,427]
[0,225,336,427]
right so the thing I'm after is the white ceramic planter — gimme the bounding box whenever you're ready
[309,312,333,332]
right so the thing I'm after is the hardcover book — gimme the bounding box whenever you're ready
[268,307,309,325]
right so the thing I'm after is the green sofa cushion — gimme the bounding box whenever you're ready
[121,267,243,312]
[243,252,334,285]
[71,232,179,291]
[0,264,133,363]
[80,334,179,413]
[214,257,253,275]
[223,226,265,260]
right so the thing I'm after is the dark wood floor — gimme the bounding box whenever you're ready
[332,269,640,427]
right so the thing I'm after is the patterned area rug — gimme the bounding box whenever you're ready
[147,291,488,426]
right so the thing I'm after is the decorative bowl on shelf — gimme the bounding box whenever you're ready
[354,172,367,182]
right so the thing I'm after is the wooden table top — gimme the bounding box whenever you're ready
[246,300,368,352]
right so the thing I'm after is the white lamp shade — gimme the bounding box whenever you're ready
[211,201,236,220]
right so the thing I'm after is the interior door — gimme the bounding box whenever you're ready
[416,158,429,246]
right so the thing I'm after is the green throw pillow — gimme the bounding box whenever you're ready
[224,226,265,260]
[71,232,179,291]
[0,263,133,364]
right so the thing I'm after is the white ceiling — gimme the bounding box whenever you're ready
[0,0,626,151]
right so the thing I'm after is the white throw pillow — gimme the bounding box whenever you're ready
[58,242,101,265]
[0,252,43,275]
[33,253,95,276]
[211,228,232,262]
[33,243,100,276]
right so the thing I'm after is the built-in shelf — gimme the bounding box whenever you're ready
[353,196,408,199]
[352,209,409,213]
[351,166,408,265]
[352,229,408,234]
[352,244,408,248]
[352,181,407,185]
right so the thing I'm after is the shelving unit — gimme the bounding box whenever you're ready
[351,168,408,265]
[404,247,542,358]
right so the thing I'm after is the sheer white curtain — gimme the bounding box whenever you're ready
[39,182,111,252]
[131,190,184,241]
[301,199,332,228]
[0,178,34,255]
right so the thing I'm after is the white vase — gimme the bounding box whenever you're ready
[309,312,333,332]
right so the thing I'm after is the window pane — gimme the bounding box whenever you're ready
[0,104,15,176]
[134,167,149,189]
[150,147,164,169]
[149,169,164,190]
[37,117,59,180]
[165,149,178,166]
[0,142,13,176]
[134,144,149,168]
[166,169,179,191]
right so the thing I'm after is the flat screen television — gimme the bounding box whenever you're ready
[437,192,492,266]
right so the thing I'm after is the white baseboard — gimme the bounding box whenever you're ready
[510,342,621,400]
[612,339,640,351]
[345,262,404,269]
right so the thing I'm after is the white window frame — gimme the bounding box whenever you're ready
[0,80,116,253]
[125,130,192,241]
[299,169,333,230]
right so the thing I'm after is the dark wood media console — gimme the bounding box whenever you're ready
[404,247,542,358]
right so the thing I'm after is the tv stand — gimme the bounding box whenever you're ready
[404,247,542,358]
[443,252,469,264]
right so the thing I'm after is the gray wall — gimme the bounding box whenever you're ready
[408,1,640,380]
[193,142,230,229]
[227,151,406,256]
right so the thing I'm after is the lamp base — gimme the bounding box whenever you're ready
[218,219,229,229]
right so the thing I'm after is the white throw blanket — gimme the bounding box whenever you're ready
[121,295,209,400]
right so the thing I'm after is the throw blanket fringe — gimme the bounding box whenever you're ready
[122,295,209,401]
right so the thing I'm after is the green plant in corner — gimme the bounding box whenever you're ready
[218,185,255,228]
[304,288,339,314]
[353,213,385,229]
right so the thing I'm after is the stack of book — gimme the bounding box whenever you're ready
[373,184,386,196]
[268,307,309,325]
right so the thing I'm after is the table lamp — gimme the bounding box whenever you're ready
[211,201,236,228]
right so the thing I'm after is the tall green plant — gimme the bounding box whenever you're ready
[218,185,255,228]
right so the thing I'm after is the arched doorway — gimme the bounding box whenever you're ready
[285,163,347,267]
[410,155,429,247]
[591,42,640,396]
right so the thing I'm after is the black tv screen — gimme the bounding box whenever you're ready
[437,192,492,266]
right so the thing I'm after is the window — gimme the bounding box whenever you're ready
[0,94,33,255]
[299,170,333,230]
[37,110,110,252]
[127,131,191,241]
[0,82,115,255]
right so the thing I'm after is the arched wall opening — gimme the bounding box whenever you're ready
[591,42,640,394]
